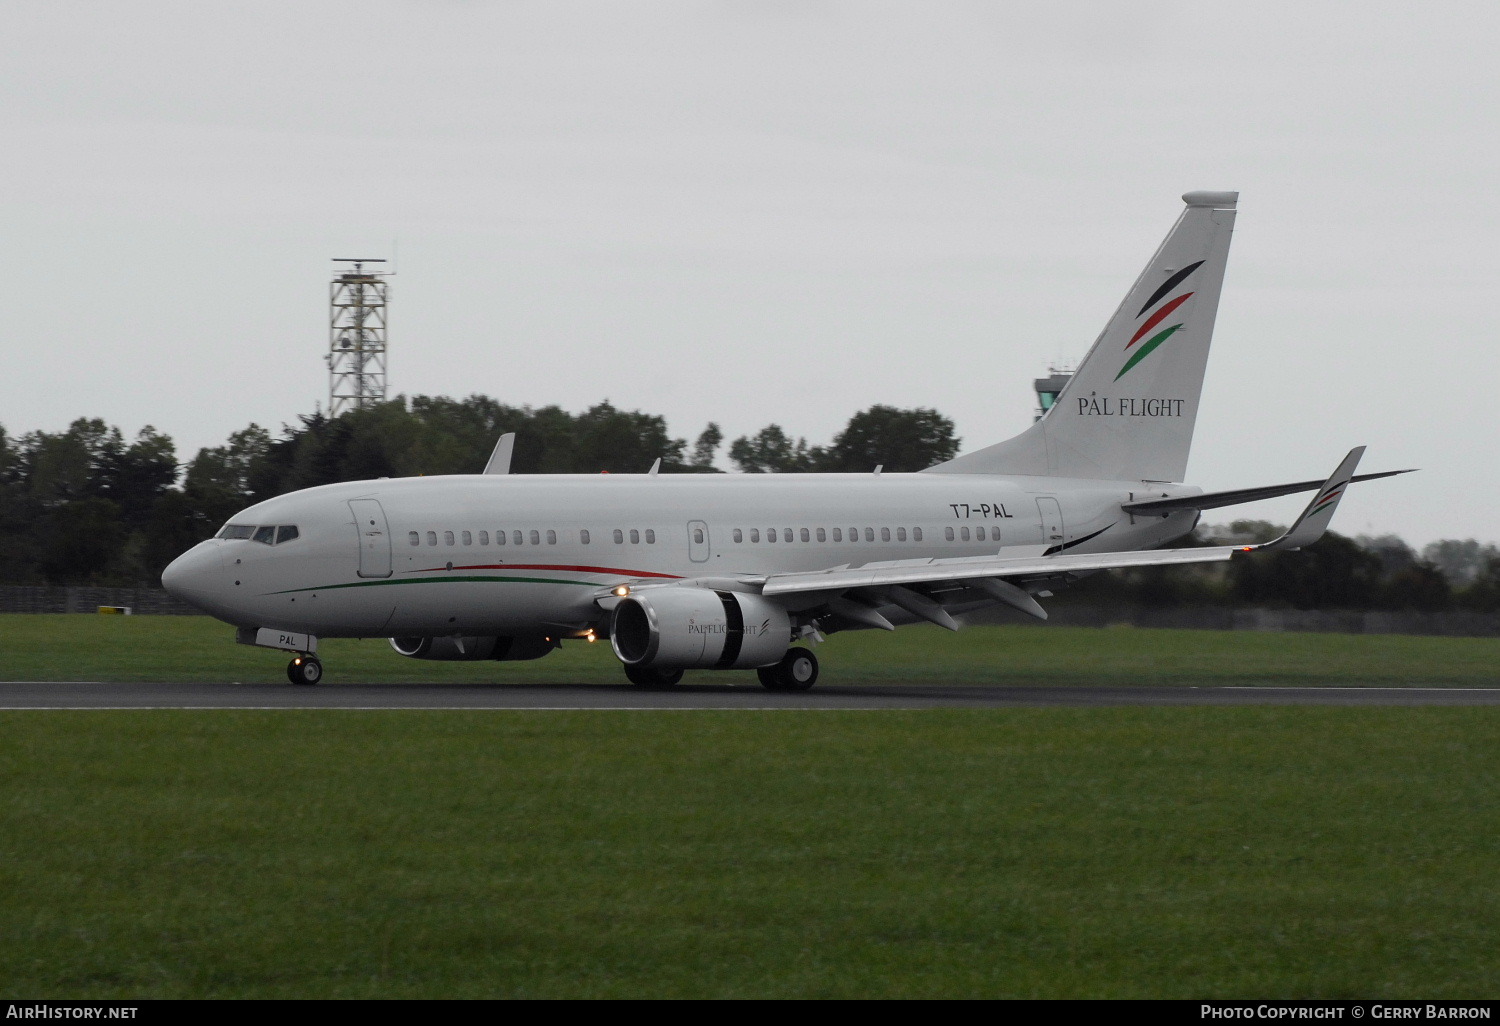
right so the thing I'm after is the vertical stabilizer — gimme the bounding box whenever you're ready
[927,191,1238,482]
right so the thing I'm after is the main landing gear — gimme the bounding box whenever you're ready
[758,647,818,692]
[287,654,323,686]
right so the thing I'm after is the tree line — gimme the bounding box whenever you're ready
[0,395,1493,613]
[0,397,958,587]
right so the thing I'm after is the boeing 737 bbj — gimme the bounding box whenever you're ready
[162,191,1409,688]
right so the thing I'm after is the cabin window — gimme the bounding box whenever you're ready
[645,529,656,544]
[766,529,776,544]
[881,527,891,542]
[733,529,743,543]
[783,528,793,542]
[896,527,906,542]
[849,526,858,540]
[462,531,472,546]
[408,531,420,546]
[832,528,842,542]
[495,530,506,546]
[945,527,954,541]
[252,526,275,545]
[750,529,760,543]
[546,530,557,545]
[629,529,640,544]
[694,528,705,544]
[864,528,874,542]
[478,531,489,545]
[427,531,438,546]
[816,528,826,542]
[613,529,624,544]
[990,526,1001,541]
[581,529,590,544]
[530,530,541,545]
[513,530,523,546]
[798,528,808,542]
[914,527,923,542]
[961,526,970,541]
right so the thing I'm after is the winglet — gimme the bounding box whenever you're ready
[1254,447,1365,552]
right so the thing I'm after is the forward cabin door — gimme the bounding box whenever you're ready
[688,520,710,563]
[350,499,393,578]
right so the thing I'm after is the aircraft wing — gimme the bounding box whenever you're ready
[749,447,1370,603]
[756,545,1237,598]
[595,448,1372,629]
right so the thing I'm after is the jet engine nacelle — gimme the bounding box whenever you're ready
[388,635,555,661]
[610,588,791,670]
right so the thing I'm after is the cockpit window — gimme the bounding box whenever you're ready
[216,523,300,544]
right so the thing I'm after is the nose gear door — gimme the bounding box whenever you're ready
[350,499,393,578]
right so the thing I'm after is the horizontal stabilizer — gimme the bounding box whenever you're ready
[1122,468,1414,515]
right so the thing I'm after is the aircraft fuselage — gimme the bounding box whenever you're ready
[163,471,1200,638]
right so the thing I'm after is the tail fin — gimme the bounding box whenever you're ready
[927,190,1239,482]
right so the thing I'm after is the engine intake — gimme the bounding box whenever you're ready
[388,635,555,661]
[610,589,791,669]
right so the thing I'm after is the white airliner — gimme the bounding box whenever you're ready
[163,191,1409,688]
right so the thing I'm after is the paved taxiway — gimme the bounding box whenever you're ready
[3,681,1500,709]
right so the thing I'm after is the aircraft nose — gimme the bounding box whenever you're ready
[162,542,224,610]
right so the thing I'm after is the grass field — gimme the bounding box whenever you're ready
[3,613,1499,687]
[2,615,1498,998]
[2,708,1498,998]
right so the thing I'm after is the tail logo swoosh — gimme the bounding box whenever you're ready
[1117,260,1205,380]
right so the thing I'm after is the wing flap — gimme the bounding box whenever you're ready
[759,545,1238,598]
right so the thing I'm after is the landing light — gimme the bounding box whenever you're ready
[613,585,630,597]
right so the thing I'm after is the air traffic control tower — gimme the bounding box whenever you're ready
[327,258,390,417]
[1034,366,1073,421]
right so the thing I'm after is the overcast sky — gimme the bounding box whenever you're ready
[3,1,1496,546]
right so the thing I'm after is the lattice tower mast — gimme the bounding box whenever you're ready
[328,258,390,416]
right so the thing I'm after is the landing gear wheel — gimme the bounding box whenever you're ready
[623,665,684,688]
[758,647,819,692]
[287,656,323,686]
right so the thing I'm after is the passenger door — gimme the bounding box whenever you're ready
[350,499,393,578]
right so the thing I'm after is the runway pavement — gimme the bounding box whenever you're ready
[4,680,1500,709]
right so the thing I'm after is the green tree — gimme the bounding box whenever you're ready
[97,426,178,527]
[821,405,961,472]
[1230,531,1384,609]
[1421,539,1499,587]
[728,425,822,473]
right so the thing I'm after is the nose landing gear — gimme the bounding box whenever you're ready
[287,655,324,686]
